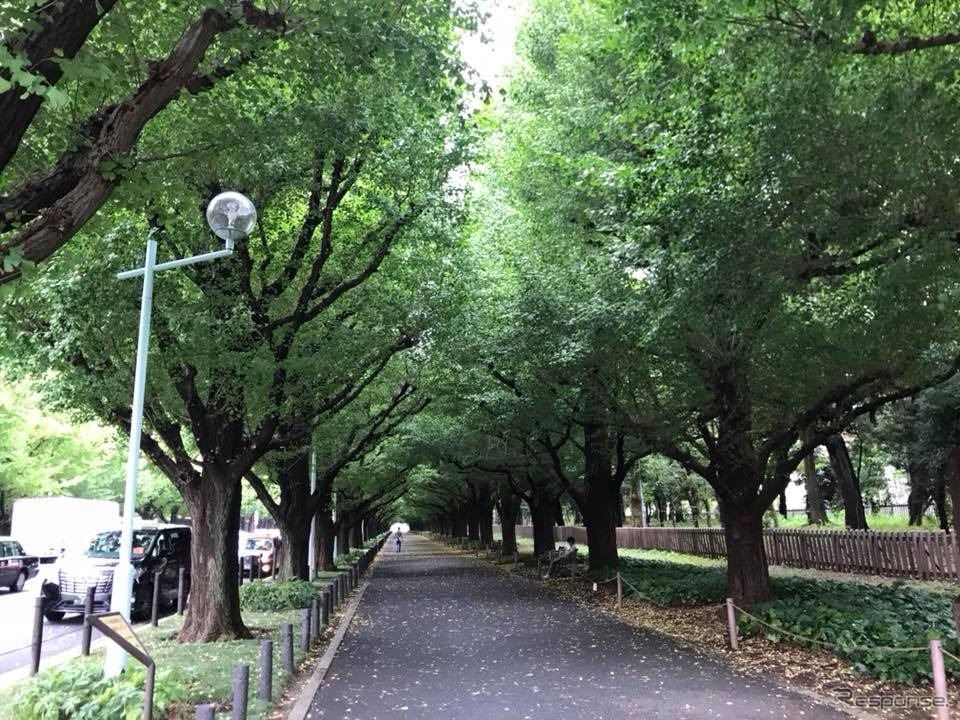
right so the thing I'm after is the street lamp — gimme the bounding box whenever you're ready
[105,192,256,677]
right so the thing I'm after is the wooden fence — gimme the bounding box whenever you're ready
[503,524,960,581]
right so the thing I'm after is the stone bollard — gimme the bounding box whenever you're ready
[321,591,330,626]
[311,598,320,641]
[300,608,311,652]
[196,705,216,720]
[232,663,249,720]
[725,598,739,651]
[281,624,294,673]
[151,571,162,627]
[259,640,273,700]
[177,568,187,615]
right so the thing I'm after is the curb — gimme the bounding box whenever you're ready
[286,545,382,720]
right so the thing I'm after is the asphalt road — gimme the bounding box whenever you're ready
[308,534,852,720]
[0,564,101,677]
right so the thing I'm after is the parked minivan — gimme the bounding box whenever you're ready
[42,524,190,621]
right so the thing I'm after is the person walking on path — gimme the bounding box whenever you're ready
[394,531,402,553]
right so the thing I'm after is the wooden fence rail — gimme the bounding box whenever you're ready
[500,525,960,581]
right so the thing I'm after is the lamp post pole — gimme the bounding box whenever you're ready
[105,193,256,677]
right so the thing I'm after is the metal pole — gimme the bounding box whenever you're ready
[143,663,155,720]
[151,571,161,627]
[930,639,949,720]
[232,663,249,720]
[106,235,157,678]
[726,598,739,651]
[81,586,96,655]
[30,596,43,676]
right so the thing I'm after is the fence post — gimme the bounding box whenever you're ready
[311,598,320,641]
[726,598,739,651]
[322,590,330,626]
[281,623,294,673]
[30,595,43,676]
[81,586,96,655]
[196,705,216,720]
[616,573,622,610]
[930,639,949,720]
[232,663,249,720]
[259,639,273,700]
[151,571,162,628]
[300,608,311,652]
[177,568,186,615]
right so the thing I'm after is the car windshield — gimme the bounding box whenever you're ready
[245,538,272,551]
[86,531,156,559]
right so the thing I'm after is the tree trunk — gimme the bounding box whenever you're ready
[528,498,557,556]
[478,499,494,546]
[276,517,310,580]
[721,504,771,606]
[825,433,868,530]
[907,467,930,526]
[945,448,960,531]
[351,518,364,548]
[316,513,336,571]
[467,499,480,542]
[337,516,351,556]
[452,505,468,537]
[579,415,619,570]
[628,473,643,527]
[178,471,249,641]
[553,500,565,527]
[778,490,787,518]
[495,492,518,555]
[935,477,949,531]
[803,450,827,524]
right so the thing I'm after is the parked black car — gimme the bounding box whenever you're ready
[42,524,190,621]
[0,537,40,592]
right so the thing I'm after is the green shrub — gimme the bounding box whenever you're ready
[239,579,318,611]
[609,556,960,682]
[13,661,183,720]
[738,578,960,683]
[612,557,728,605]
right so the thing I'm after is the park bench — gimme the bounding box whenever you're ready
[537,547,581,578]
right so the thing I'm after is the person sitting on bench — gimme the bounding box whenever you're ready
[543,536,577,579]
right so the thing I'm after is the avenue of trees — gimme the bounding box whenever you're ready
[4,0,960,636]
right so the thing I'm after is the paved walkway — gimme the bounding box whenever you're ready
[307,535,850,719]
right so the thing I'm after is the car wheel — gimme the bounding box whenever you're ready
[9,571,26,593]
[44,610,65,622]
